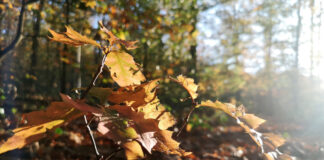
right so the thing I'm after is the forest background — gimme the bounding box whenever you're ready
[1,0,324,159]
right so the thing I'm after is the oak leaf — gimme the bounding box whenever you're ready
[48,26,100,47]
[108,79,159,108]
[0,102,82,154]
[123,141,145,159]
[239,113,266,129]
[99,21,138,50]
[153,130,191,156]
[105,51,145,87]
[176,75,198,100]
[109,105,159,153]
[60,94,102,115]
[137,99,176,130]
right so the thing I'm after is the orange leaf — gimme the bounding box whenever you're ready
[0,102,82,154]
[99,21,138,50]
[48,26,100,48]
[123,141,145,160]
[108,79,159,108]
[153,130,191,156]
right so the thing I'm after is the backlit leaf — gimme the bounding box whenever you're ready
[176,75,198,100]
[123,141,145,160]
[48,26,100,48]
[0,102,82,154]
[105,51,145,87]
[239,113,266,129]
[99,21,138,50]
[108,79,159,108]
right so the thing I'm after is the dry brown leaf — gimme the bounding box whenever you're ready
[106,105,159,153]
[48,26,100,47]
[153,130,191,156]
[108,79,159,108]
[239,114,266,129]
[99,21,138,50]
[263,133,286,149]
[0,102,82,154]
[60,94,102,115]
[176,75,198,100]
[105,51,145,87]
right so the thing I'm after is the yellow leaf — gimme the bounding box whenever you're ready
[0,102,82,154]
[0,120,64,154]
[239,113,266,129]
[176,75,198,100]
[123,141,144,160]
[86,1,96,9]
[105,51,145,87]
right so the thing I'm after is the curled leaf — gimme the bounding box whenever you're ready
[48,26,100,47]
[175,75,198,100]
[99,21,138,50]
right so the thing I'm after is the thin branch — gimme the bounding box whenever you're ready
[168,76,198,137]
[0,0,26,59]
[176,102,197,137]
[80,47,109,160]
[81,48,109,99]
[83,115,103,160]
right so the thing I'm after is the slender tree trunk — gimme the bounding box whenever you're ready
[310,0,314,79]
[316,1,322,75]
[61,0,70,93]
[295,0,302,69]
[293,0,302,113]
[31,0,44,71]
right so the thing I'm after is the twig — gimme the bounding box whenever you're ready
[167,76,198,137]
[81,49,109,99]
[83,115,103,160]
[176,102,197,137]
[80,47,110,160]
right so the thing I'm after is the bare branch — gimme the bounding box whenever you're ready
[0,0,26,59]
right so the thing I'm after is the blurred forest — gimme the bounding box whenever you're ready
[1,0,324,159]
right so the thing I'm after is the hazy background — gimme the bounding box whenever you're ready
[1,0,324,159]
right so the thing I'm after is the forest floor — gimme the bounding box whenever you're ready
[0,116,324,160]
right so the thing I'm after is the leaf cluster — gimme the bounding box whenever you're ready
[0,23,292,160]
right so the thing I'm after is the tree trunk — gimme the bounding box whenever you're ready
[31,0,44,71]
[60,0,70,93]
[310,0,314,79]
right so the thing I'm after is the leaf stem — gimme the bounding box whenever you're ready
[81,49,109,99]
[176,101,197,137]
